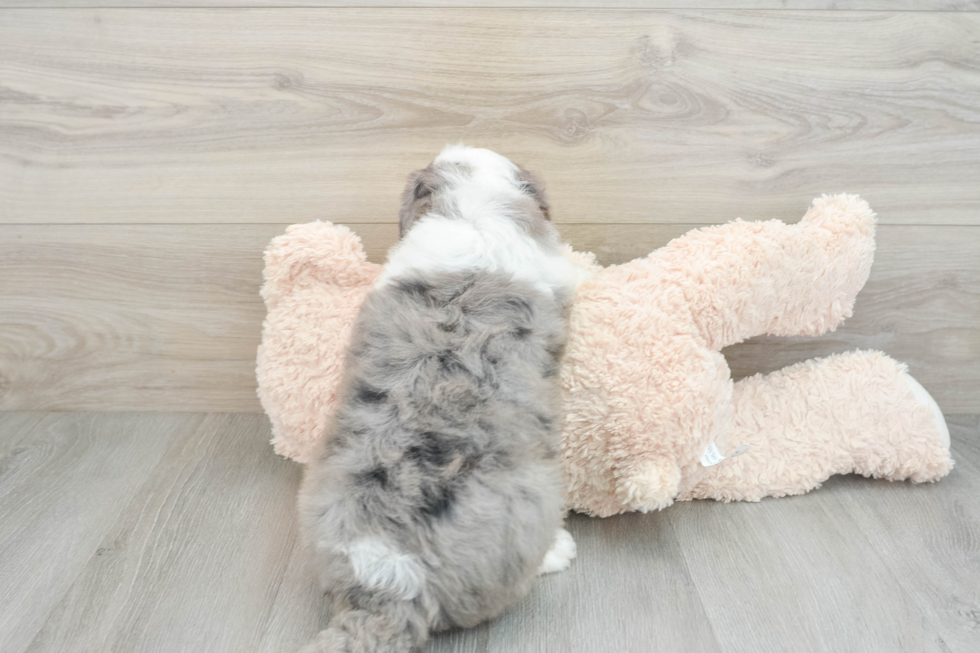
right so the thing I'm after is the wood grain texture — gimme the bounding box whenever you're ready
[0,412,200,653]
[476,510,720,653]
[825,415,980,653]
[723,225,980,410]
[2,9,979,225]
[1,2,978,9]
[253,478,723,653]
[4,412,977,653]
[255,536,333,653]
[666,493,953,653]
[816,415,980,653]
[0,223,338,412]
[1,223,977,412]
[24,413,300,653]
[0,411,48,456]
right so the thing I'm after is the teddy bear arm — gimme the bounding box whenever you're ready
[261,221,382,305]
[258,222,380,463]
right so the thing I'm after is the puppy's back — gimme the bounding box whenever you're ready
[299,269,566,649]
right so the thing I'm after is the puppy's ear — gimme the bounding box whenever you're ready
[399,165,439,237]
[517,167,551,221]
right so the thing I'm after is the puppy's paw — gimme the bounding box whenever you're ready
[538,528,577,574]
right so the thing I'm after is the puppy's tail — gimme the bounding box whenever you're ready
[297,602,427,653]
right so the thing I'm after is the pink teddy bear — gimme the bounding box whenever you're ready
[258,195,953,517]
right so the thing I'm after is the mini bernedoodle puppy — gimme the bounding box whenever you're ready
[297,146,582,653]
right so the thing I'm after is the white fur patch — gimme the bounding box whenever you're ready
[377,144,583,299]
[342,538,425,600]
[378,215,579,299]
[435,144,519,176]
[538,528,577,575]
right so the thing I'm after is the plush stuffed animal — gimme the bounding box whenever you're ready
[257,195,953,517]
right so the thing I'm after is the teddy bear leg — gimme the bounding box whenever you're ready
[682,350,954,503]
[258,222,383,464]
[659,194,876,352]
[614,454,683,513]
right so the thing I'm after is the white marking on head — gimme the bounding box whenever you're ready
[435,144,519,178]
[379,214,578,298]
[434,145,526,223]
[380,145,584,297]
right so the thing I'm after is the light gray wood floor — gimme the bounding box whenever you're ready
[1,412,978,653]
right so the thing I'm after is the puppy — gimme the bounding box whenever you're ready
[297,145,580,653]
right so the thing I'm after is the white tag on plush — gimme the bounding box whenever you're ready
[730,444,751,459]
[700,443,726,466]
[700,443,751,467]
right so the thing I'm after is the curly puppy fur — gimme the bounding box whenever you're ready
[298,146,580,653]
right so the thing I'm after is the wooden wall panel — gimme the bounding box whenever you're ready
[2,9,979,226]
[1,223,976,412]
[1,7,976,413]
[723,226,980,410]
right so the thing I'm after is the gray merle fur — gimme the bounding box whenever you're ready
[298,162,569,653]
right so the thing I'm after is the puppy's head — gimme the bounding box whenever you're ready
[398,145,551,238]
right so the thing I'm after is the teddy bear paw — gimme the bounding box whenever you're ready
[615,458,682,513]
[901,372,950,450]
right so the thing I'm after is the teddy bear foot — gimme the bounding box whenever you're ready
[615,458,682,513]
[902,372,950,450]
